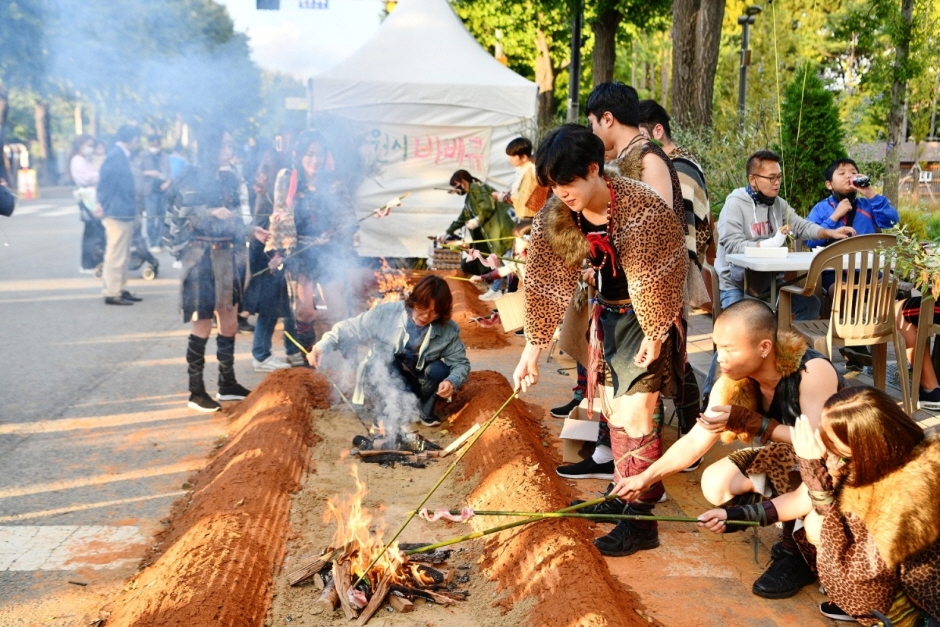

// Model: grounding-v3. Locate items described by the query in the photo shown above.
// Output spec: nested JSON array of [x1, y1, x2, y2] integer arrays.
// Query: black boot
[[217, 335, 251, 401], [593, 504, 660, 557], [568, 484, 627, 523], [751, 542, 817, 599], [187, 334, 220, 413]]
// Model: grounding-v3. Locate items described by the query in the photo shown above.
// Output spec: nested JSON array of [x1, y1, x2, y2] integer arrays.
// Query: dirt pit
[[99, 369, 331, 627], [268, 371, 650, 627]]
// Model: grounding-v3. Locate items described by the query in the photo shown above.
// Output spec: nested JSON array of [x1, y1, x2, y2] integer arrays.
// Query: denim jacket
[[315, 300, 470, 404]]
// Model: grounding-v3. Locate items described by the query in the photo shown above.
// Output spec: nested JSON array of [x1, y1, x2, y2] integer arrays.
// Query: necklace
[[575, 180, 618, 288]]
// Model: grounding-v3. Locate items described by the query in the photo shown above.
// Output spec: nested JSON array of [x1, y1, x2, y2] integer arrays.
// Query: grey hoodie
[[716, 187, 824, 292]]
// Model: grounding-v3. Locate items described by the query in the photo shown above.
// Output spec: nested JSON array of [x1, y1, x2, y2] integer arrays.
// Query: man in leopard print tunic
[[612, 300, 844, 599], [513, 124, 687, 557]]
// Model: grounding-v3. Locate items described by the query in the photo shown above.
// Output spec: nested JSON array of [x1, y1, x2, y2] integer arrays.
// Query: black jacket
[[97, 146, 137, 220]]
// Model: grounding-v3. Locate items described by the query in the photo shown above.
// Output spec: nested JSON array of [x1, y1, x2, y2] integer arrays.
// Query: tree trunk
[[34, 101, 58, 185], [884, 0, 915, 208], [535, 28, 557, 129], [670, 0, 725, 130], [590, 8, 622, 86], [660, 41, 670, 106]]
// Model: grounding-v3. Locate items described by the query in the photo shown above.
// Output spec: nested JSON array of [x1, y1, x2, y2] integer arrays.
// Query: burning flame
[[369, 258, 410, 309], [324, 465, 404, 585]]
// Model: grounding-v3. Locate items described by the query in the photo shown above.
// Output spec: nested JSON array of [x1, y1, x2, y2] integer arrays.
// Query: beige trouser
[[102, 217, 134, 298]]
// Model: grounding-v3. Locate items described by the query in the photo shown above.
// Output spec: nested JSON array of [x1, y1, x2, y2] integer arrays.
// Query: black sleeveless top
[[762, 349, 845, 426], [578, 215, 630, 301]]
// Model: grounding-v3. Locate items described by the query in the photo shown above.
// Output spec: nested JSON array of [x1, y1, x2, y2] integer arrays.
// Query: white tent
[[313, 0, 538, 258]]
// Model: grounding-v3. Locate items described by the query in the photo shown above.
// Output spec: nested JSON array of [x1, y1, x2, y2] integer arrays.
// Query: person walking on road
[[97, 124, 143, 306], [70, 134, 104, 274]]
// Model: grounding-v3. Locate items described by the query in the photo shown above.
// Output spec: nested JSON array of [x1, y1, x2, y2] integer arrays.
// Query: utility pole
[[566, 0, 583, 123], [737, 5, 761, 131]]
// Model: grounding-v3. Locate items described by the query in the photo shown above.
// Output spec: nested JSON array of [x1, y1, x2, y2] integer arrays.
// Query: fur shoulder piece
[[838, 438, 940, 569], [709, 331, 809, 444], [540, 195, 589, 269], [610, 146, 644, 182]]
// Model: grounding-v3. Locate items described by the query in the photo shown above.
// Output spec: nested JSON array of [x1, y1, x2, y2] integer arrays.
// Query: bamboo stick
[[450, 510, 759, 526], [352, 390, 519, 587], [283, 332, 359, 417]]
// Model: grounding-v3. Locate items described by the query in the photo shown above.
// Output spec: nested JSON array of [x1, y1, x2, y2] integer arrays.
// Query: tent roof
[[313, 0, 536, 119]]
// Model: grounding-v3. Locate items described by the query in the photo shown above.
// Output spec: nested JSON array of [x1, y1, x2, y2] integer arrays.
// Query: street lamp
[[737, 5, 762, 130]]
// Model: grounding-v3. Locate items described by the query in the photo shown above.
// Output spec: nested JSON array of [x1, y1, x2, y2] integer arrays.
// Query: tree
[[778, 64, 848, 214], [670, 0, 724, 130], [589, 0, 669, 87]]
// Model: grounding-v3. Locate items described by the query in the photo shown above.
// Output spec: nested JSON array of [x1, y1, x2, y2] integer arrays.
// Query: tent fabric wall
[[312, 0, 538, 258]]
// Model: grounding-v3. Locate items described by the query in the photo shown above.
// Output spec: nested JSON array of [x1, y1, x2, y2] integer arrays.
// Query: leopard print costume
[[523, 175, 687, 347], [803, 440, 940, 625]]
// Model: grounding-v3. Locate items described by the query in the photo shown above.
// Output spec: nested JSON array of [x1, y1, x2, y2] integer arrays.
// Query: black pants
[[81, 216, 105, 270], [391, 357, 451, 419]]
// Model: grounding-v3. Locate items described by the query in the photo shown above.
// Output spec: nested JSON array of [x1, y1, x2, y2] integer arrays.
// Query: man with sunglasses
[[714, 150, 855, 319]]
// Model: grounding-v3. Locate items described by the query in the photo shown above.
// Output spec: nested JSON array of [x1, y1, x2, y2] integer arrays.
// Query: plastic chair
[[910, 296, 940, 407], [778, 234, 913, 416]]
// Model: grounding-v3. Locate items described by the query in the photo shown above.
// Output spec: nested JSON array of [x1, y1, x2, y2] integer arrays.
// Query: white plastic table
[[726, 251, 819, 305]]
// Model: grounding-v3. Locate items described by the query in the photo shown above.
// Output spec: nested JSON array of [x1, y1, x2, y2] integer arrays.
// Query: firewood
[[355, 575, 391, 626], [333, 560, 359, 620], [387, 594, 415, 613], [356, 449, 414, 458], [313, 580, 339, 614], [288, 544, 348, 586], [440, 423, 481, 458]]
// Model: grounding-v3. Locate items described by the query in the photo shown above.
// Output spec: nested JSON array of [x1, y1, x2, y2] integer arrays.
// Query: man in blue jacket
[[97, 124, 142, 306], [805, 158, 898, 250]]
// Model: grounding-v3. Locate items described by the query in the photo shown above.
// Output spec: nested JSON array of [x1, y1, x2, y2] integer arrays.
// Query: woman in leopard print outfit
[[700, 386, 940, 626]]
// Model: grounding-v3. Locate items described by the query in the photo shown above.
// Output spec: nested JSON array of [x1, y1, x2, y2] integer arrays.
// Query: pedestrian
[[166, 124, 259, 412], [513, 124, 687, 558], [699, 386, 939, 625], [308, 275, 470, 428], [243, 146, 302, 372], [266, 130, 358, 353], [97, 124, 143, 306], [70, 134, 104, 274], [140, 134, 172, 251]]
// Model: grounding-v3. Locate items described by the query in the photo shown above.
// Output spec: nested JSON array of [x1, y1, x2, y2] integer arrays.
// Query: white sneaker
[[78, 267, 95, 275], [658, 491, 669, 503], [478, 290, 501, 302], [148, 246, 162, 254], [286, 352, 307, 367], [253, 355, 291, 372]]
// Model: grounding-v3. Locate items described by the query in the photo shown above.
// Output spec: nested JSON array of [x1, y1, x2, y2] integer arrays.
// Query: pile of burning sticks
[[349, 423, 481, 467]]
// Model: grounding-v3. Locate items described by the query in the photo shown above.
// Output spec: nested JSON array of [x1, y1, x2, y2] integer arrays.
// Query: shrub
[[897, 207, 929, 241]]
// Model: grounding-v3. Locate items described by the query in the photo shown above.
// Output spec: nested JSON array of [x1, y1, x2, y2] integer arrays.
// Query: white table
[[726, 252, 819, 305]]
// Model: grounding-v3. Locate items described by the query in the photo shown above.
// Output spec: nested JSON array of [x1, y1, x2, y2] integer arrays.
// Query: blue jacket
[[805, 194, 899, 249], [97, 146, 137, 220], [315, 300, 471, 405]]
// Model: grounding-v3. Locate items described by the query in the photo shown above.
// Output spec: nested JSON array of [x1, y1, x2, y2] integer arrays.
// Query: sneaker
[[104, 296, 134, 306], [217, 382, 251, 401], [253, 355, 291, 372], [556, 458, 615, 480], [478, 290, 501, 302], [286, 353, 308, 368], [818, 601, 854, 622], [188, 391, 221, 413], [550, 396, 583, 418], [238, 318, 255, 333], [681, 457, 704, 473], [594, 520, 660, 557], [839, 346, 872, 367], [420, 415, 441, 427], [514, 328, 526, 337], [658, 491, 669, 503], [919, 387, 940, 411], [148, 245, 162, 254], [78, 266, 95, 275], [120, 290, 143, 302], [751, 543, 816, 599]]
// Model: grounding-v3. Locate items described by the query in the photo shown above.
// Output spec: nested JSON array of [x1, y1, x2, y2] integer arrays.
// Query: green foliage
[[897, 207, 929, 240], [926, 213, 940, 242], [881, 225, 940, 300], [777, 64, 847, 215]]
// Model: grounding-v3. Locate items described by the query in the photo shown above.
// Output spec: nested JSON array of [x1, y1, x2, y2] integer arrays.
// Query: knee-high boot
[[593, 425, 663, 557], [187, 334, 220, 412], [217, 335, 251, 401]]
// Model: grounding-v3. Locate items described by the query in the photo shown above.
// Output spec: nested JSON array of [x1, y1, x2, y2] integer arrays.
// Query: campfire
[[349, 421, 481, 467], [368, 258, 410, 309], [287, 466, 468, 624]]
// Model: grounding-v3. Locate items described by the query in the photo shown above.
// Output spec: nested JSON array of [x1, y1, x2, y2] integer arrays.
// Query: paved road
[[0, 190, 262, 625]]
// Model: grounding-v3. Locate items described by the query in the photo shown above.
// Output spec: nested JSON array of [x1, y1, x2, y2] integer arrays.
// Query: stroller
[[91, 217, 160, 281]]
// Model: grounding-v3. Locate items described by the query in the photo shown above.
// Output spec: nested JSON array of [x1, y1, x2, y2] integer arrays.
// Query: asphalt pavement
[[0, 189, 262, 624]]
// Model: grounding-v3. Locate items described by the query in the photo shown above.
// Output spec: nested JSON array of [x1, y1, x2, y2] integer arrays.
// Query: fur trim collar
[[838, 438, 940, 569], [708, 331, 809, 443], [541, 196, 589, 268]]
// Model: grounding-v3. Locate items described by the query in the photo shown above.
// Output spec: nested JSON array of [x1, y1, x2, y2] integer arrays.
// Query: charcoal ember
[[456, 573, 470, 584], [399, 545, 452, 564], [399, 432, 441, 452], [352, 435, 373, 450]]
